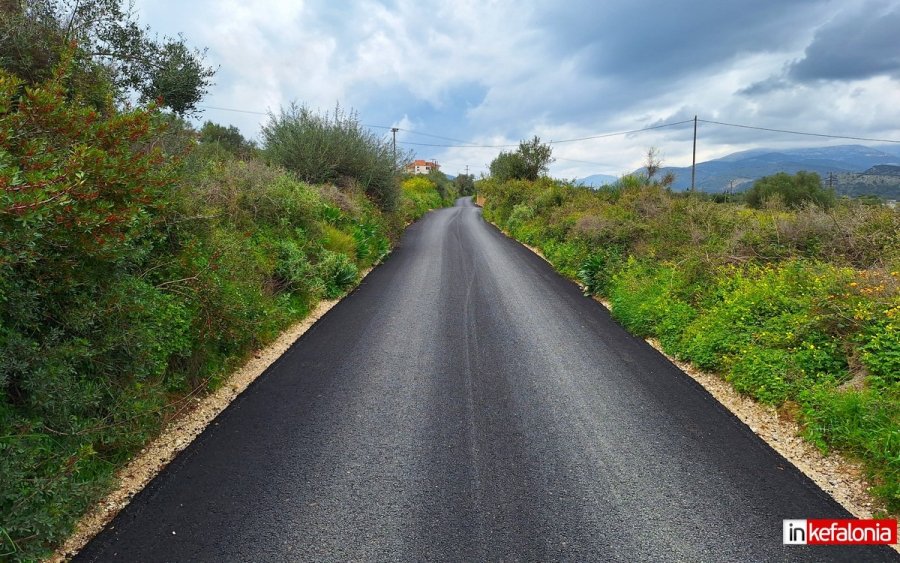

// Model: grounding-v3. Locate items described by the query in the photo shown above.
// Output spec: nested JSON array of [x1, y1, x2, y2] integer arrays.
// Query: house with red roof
[[405, 159, 440, 174]]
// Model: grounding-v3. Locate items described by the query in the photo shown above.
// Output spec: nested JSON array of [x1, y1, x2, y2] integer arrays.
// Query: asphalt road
[[76, 197, 897, 562]]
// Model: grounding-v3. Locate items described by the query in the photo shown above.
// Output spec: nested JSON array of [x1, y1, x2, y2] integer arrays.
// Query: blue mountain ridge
[[577, 145, 900, 197]]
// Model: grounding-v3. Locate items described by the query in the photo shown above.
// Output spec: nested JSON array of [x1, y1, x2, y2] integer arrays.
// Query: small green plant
[[317, 250, 359, 298], [727, 346, 793, 404], [577, 248, 623, 296]]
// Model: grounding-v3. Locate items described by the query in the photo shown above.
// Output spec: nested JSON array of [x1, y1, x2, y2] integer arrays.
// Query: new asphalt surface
[[76, 197, 897, 562]]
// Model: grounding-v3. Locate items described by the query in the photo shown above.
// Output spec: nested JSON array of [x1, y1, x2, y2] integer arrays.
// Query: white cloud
[[133, 0, 900, 178]]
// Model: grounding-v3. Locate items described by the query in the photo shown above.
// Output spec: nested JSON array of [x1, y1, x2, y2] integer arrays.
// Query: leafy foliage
[[400, 175, 444, 220], [426, 169, 455, 201], [489, 136, 553, 182], [198, 121, 256, 158], [454, 173, 475, 196], [0, 0, 215, 114], [745, 171, 835, 209], [262, 104, 401, 210]]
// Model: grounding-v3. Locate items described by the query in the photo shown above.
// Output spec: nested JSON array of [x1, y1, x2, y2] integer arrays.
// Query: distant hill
[[576, 173, 619, 187], [864, 164, 900, 176], [873, 144, 900, 159], [633, 144, 900, 198]]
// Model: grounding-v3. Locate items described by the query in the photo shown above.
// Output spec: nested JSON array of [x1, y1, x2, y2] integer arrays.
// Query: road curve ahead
[[77, 197, 896, 562]]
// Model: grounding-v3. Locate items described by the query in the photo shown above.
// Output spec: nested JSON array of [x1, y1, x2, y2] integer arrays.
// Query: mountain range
[[577, 144, 900, 198]]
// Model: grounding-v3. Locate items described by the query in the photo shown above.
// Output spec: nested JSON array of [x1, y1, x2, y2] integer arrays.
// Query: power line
[[398, 140, 519, 148], [198, 103, 900, 148], [554, 156, 619, 168], [199, 105, 269, 116], [549, 119, 694, 144], [698, 119, 900, 144], [396, 120, 695, 149], [396, 128, 483, 145]]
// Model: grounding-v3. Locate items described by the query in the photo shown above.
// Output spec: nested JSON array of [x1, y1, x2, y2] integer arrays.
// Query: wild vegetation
[[262, 104, 401, 211], [0, 0, 215, 115], [488, 136, 555, 182], [0, 4, 454, 560], [479, 147, 900, 513]]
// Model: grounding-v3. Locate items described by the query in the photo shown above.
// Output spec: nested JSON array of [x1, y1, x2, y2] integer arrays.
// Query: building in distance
[[405, 159, 440, 174]]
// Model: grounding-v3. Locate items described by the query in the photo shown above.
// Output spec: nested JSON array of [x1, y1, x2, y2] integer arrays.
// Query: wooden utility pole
[[691, 115, 698, 192], [391, 127, 398, 168]]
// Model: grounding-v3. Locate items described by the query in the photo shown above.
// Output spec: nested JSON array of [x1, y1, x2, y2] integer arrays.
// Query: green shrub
[[801, 385, 900, 512], [400, 176, 442, 219], [321, 224, 357, 259], [858, 313, 900, 387], [273, 238, 322, 298], [607, 260, 694, 347], [608, 260, 667, 337], [727, 346, 793, 404], [506, 203, 535, 236], [262, 104, 399, 210], [542, 239, 588, 279], [353, 221, 390, 268], [745, 171, 835, 209], [317, 250, 359, 298], [577, 248, 624, 296]]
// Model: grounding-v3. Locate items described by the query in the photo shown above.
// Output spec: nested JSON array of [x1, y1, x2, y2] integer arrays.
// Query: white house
[[405, 159, 440, 174]]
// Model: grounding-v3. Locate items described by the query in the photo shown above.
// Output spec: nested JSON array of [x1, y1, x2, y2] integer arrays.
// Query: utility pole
[[828, 171, 834, 189], [691, 115, 698, 193], [391, 127, 398, 168], [465, 165, 469, 176]]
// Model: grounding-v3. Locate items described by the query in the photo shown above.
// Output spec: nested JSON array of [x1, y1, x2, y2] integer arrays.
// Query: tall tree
[[518, 136, 554, 180], [454, 173, 475, 196], [489, 136, 553, 182], [199, 121, 255, 156], [0, 0, 215, 114]]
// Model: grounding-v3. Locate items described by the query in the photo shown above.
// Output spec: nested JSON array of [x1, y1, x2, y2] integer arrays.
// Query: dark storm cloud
[[532, 0, 824, 87], [739, 75, 792, 96], [789, 3, 900, 81]]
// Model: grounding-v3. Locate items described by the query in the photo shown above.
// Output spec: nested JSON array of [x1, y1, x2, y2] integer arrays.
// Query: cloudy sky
[[134, 0, 900, 178]]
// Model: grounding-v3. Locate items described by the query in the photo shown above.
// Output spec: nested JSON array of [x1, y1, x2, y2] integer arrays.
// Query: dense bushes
[[479, 174, 900, 513], [262, 104, 401, 210], [0, 0, 214, 115], [400, 175, 449, 220], [745, 171, 835, 209], [488, 136, 554, 182], [0, 62, 449, 559]]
